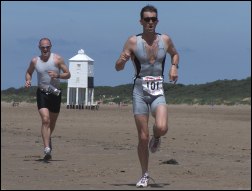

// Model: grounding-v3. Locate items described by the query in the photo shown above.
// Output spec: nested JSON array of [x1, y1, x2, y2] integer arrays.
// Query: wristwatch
[[172, 64, 179, 69]]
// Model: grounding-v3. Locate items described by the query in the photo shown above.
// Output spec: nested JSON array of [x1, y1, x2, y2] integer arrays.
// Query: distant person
[[25, 38, 71, 161], [115, 5, 179, 187]]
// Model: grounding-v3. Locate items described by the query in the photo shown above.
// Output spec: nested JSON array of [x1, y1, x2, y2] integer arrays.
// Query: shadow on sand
[[34, 158, 66, 163], [111, 183, 170, 188]]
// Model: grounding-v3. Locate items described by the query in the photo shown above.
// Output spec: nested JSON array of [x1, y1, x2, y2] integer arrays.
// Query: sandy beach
[[1, 102, 251, 190]]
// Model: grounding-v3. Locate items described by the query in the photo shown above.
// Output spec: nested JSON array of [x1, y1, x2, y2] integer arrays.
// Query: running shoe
[[43, 154, 52, 161], [149, 136, 161, 153], [136, 173, 149, 188], [43, 147, 52, 161]]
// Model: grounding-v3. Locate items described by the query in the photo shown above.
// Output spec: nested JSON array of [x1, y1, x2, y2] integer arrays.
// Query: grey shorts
[[132, 78, 166, 115]]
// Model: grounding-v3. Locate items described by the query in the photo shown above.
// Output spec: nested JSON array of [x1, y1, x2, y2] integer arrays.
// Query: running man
[[115, 5, 179, 187], [25, 38, 71, 161]]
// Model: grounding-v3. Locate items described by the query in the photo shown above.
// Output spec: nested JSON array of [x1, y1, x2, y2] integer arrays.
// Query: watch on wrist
[[172, 64, 179, 69]]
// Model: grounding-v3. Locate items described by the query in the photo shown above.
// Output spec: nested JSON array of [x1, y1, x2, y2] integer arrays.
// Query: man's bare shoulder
[[161, 34, 172, 43], [53, 53, 65, 65], [123, 35, 137, 53], [127, 35, 137, 44], [53, 53, 64, 61], [53, 53, 62, 59], [31, 56, 38, 64]]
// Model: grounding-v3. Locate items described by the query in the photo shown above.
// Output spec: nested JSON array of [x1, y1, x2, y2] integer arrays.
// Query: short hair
[[39, 38, 51, 46], [140, 5, 158, 19]]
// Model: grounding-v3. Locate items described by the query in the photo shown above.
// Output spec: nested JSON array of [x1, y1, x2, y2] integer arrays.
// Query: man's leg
[[48, 111, 59, 150], [49, 111, 59, 135], [149, 104, 168, 153], [38, 108, 51, 149], [153, 104, 168, 137], [134, 114, 149, 175]]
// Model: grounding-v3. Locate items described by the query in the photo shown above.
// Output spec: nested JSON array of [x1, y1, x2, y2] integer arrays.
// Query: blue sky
[[1, 1, 251, 90]]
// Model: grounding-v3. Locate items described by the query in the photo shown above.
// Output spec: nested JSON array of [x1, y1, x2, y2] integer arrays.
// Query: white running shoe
[[136, 173, 149, 188], [149, 136, 161, 153], [44, 147, 51, 155], [44, 147, 52, 161]]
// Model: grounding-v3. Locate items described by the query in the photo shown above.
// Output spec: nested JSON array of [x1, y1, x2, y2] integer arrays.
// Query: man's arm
[[115, 36, 135, 71], [167, 38, 179, 68], [163, 35, 180, 83], [25, 58, 36, 88], [48, 54, 71, 79], [57, 55, 71, 79]]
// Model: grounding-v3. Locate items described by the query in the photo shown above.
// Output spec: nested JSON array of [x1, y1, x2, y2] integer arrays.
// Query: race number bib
[[142, 76, 164, 96]]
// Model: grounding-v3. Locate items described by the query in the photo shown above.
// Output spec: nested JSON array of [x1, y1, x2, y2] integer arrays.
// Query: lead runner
[[115, 5, 179, 188]]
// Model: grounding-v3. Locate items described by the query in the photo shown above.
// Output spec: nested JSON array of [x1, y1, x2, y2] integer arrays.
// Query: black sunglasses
[[40, 46, 51, 49], [143, 17, 158, 23]]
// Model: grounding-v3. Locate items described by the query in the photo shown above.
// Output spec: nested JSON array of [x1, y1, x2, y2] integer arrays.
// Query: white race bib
[[142, 76, 164, 96]]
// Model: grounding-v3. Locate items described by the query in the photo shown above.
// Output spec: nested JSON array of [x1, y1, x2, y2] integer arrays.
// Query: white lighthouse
[[67, 49, 94, 109]]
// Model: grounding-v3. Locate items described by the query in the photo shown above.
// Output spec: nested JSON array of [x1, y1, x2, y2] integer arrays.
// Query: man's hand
[[115, 52, 131, 71], [120, 52, 131, 62], [48, 70, 59, 79], [169, 65, 178, 84], [25, 80, 31, 88]]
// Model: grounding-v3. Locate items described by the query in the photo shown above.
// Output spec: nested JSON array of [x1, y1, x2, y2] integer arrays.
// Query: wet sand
[[1, 102, 251, 190]]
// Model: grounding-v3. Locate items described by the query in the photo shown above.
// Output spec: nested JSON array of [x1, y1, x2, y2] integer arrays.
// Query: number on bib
[[142, 76, 164, 96]]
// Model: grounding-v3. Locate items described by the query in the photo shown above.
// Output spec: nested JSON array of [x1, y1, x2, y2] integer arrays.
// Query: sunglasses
[[143, 17, 158, 23], [40, 46, 51, 49]]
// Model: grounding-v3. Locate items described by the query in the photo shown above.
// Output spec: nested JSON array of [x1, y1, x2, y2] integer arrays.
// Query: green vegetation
[[163, 77, 251, 105], [1, 77, 251, 105]]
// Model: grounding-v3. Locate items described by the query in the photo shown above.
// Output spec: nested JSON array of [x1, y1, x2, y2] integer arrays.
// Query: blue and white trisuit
[[132, 33, 168, 115]]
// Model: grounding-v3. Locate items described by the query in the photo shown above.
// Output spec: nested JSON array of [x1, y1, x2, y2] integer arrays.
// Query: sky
[[1, 1, 251, 90]]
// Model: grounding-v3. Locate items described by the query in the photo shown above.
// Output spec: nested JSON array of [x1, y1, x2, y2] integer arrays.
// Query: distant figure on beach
[[25, 38, 71, 161], [115, 5, 179, 188]]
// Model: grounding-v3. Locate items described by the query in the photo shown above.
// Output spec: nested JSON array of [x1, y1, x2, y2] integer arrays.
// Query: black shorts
[[36, 89, 62, 113]]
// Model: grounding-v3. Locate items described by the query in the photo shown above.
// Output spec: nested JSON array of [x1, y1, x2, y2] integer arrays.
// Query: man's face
[[140, 11, 158, 33], [39, 40, 51, 57]]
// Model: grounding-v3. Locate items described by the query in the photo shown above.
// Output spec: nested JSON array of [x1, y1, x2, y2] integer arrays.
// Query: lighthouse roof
[[69, 49, 94, 61]]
